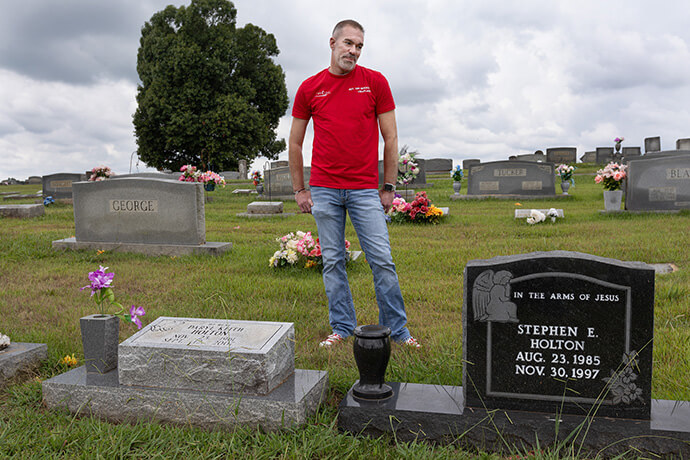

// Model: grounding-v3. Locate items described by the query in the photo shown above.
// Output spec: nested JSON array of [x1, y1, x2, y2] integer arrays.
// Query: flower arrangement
[[269, 231, 351, 269], [451, 165, 464, 182], [60, 354, 78, 367], [80, 266, 146, 329], [525, 208, 559, 225], [397, 146, 419, 185], [595, 162, 627, 191], [555, 164, 575, 184], [614, 137, 624, 147], [199, 170, 226, 187], [89, 165, 114, 181], [252, 170, 262, 186], [43, 196, 55, 206], [179, 165, 200, 182], [387, 191, 444, 224]]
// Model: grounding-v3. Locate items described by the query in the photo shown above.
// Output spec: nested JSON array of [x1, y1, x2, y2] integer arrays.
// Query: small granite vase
[[204, 183, 215, 192], [452, 181, 462, 195], [561, 180, 571, 195], [604, 189, 623, 211], [255, 183, 264, 196], [352, 325, 393, 400], [80, 314, 119, 374]]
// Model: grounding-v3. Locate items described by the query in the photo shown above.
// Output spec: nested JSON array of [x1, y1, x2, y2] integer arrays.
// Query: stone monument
[[43, 317, 328, 431], [52, 178, 231, 256], [462, 161, 557, 198], [0, 334, 48, 387], [625, 155, 690, 211], [339, 251, 690, 456]]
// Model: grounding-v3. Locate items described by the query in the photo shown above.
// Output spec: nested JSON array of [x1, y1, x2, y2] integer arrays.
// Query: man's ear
[[329, 37, 335, 50]]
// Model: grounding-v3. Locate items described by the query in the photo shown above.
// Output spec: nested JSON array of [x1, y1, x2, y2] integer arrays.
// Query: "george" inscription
[[109, 199, 159, 213]]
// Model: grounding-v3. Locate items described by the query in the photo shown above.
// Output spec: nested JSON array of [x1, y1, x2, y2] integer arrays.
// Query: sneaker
[[401, 337, 421, 348], [319, 333, 343, 348]]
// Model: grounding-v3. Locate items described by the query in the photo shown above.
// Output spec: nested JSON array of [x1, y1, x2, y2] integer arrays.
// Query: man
[[289, 19, 420, 348]]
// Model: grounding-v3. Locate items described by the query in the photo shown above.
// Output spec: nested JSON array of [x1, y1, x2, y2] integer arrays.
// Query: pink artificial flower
[[129, 305, 145, 329], [594, 175, 603, 184]]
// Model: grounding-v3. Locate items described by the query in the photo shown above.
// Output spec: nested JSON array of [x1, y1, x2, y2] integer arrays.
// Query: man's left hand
[[379, 189, 395, 213]]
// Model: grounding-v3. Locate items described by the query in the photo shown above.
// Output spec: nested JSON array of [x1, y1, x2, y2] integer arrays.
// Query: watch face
[[384, 184, 394, 192]]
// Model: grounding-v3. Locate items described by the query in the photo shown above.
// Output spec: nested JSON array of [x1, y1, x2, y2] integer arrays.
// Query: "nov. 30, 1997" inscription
[[109, 199, 158, 213]]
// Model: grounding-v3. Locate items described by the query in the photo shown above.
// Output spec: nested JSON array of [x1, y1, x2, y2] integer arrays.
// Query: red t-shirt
[[292, 65, 396, 189]]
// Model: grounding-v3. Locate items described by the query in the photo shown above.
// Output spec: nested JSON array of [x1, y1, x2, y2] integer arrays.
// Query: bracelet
[[294, 188, 305, 195]]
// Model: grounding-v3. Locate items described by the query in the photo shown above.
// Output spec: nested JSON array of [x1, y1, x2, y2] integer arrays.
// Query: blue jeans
[[310, 186, 411, 342]]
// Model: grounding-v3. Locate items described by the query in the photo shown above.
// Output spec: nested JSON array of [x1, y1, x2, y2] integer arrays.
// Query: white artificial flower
[[526, 217, 536, 225], [286, 249, 298, 264]]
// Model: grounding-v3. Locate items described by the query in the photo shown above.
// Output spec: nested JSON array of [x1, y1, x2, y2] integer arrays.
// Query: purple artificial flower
[[129, 305, 146, 329], [80, 265, 114, 296]]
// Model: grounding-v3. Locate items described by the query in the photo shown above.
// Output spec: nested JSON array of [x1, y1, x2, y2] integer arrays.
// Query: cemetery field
[[1, 166, 689, 458]]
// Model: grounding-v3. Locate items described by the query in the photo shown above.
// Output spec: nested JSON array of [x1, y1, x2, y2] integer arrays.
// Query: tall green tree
[[133, 0, 288, 171]]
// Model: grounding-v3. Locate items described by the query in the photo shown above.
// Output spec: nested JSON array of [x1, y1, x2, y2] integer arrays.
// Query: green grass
[[1, 167, 688, 458]]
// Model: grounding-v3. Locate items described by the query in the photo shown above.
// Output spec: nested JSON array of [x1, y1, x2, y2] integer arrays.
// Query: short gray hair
[[332, 19, 364, 38]]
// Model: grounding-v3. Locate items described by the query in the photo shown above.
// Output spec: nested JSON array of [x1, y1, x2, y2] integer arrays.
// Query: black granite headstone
[[467, 161, 555, 196], [625, 155, 690, 211], [463, 251, 655, 420]]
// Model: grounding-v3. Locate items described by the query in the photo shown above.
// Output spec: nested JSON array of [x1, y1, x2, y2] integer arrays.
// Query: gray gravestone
[[625, 155, 690, 211], [246, 201, 283, 214], [463, 251, 654, 419], [26, 176, 42, 184], [220, 171, 240, 180], [546, 147, 577, 164], [265, 166, 311, 199], [645, 136, 661, 153], [622, 147, 642, 160], [239, 160, 247, 180], [677, 138, 690, 150], [467, 161, 556, 196], [119, 317, 295, 395], [111, 172, 180, 181], [0, 342, 48, 386], [0, 204, 44, 218], [463, 159, 481, 169], [42, 173, 84, 199], [271, 160, 289, 168], [514, 153, 545, 162], [595, 147, 614, 164], [424, 158, 453, 174], [43, 316, 327, 432], [71, 178, 205, 245], [580, 151, 596, 163]]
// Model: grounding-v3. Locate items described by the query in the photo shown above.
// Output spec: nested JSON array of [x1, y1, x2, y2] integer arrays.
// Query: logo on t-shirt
[[315, 90, 330, 98], [349, 86, 371, 93]]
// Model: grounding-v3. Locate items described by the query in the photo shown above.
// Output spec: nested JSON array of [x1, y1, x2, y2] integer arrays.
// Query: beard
[[338, 54, 357, 71]]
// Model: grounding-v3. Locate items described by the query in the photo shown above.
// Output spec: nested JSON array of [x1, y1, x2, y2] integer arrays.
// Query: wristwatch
[[383, 183, 396, 192]]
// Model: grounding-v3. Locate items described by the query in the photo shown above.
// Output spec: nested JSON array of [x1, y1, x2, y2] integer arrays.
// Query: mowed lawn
[[1, 165, 688, 458]]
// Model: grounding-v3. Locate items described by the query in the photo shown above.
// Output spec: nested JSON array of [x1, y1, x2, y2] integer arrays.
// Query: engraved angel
[[472, 270, 519, 323]]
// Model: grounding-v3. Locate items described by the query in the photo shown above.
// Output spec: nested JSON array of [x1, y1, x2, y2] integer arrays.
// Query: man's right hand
[[296, 190, 313, 213]]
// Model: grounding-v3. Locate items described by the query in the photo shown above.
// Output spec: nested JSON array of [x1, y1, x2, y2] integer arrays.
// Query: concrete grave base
[[338, 381, 690, 457], [237, 212, 295, 218], [0, 342, 48, 386], [600, 209, 684, 215], [43, 366, 328, 432], [0, 204, 45, 218], [52, 237, 231, 257], [3, 194, 41, 201], [451, 194, 572, 201]]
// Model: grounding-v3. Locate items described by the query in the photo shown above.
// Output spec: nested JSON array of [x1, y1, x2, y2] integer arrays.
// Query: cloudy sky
[[2, 0, 690, 180]]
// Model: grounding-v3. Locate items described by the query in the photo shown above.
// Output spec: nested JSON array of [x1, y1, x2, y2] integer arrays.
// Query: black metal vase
[[80, 314, 119, 374], [352, 325, 393, 400]]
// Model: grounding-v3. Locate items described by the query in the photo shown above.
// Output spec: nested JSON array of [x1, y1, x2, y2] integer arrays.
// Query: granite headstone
[[595, 147, 614, 164], [424, 158, 453, 174], [677, 138, 690, 150], [265, 166, 311, 199], [546, 147, 577, 164], [625, 155, 690, 211], [580, 151, 596, 163], [42, 173, 84, 199], [467, 161, 556, 196], [463, 251, 654, 419], [463, 159, 481, 169], [645, 136, 661, 153]]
